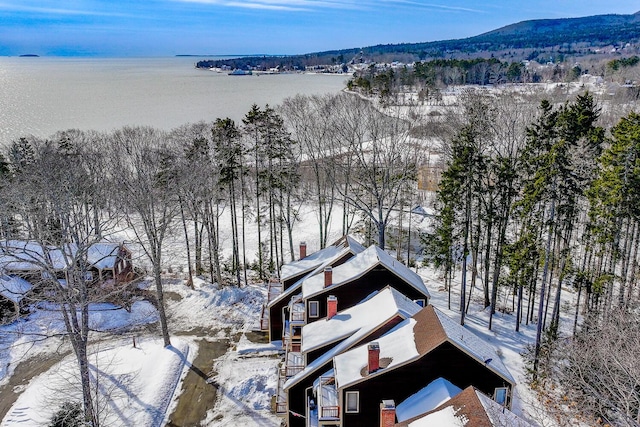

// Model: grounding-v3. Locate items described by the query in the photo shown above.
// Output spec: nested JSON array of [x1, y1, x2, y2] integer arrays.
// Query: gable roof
[[267, 242, 355, 307], [395, 386, 533, 427], [395, 377, 462, 423], [283, 287, 422, 391], [0, 240, 68, 271], [279, 235, 365, 283], [86, 243, 124, 270], [302, 286, 421, 353], [0, 240, 127, 273], [0, 275, 32, 304], [333, 305, 514, 390], [302, 245, 429, 300]]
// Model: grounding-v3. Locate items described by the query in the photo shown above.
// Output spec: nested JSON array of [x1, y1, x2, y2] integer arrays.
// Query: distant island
[[19, 54, 39, 57]]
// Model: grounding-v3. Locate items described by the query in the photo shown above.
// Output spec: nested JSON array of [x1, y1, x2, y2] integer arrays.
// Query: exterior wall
[[283, 272, 307, 291], [271, 252, 355, 342], [341, 342, 512, 426], [305, 268, 428, 324], [288, 316, 406, 427], [269, 296, 289, 342], [287, 363, 332, 427]]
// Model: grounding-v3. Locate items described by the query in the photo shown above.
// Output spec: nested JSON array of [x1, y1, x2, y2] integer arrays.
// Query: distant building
[[0, 240, 134, 288]]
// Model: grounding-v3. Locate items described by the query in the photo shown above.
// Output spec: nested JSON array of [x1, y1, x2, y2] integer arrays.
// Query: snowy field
[[0, 202, 574, 426]]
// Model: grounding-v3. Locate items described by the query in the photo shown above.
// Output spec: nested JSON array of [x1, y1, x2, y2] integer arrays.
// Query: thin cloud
[[0, 2, 133, 17], [173, 0, 365, 12], [382, 0, 485, 14]]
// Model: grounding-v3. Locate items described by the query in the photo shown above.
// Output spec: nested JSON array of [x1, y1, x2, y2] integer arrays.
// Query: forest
[[348, 56, 640, 102], [0, 84, 639, 426], [197, 11, 640, 71]]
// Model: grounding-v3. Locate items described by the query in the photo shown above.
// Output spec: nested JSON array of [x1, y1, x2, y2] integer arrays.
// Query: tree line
[[425, 89, 640, 426], [347, 56, 640, 105]]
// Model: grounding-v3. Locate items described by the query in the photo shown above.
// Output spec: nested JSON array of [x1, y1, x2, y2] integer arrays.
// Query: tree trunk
[[533, 197, 555, 380], [179, 195, 194, 288]]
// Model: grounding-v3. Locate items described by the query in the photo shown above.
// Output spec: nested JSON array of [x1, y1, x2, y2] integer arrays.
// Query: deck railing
[[259, 304, 269, 331], [276, 401, 288, 415], [281, 364, 304, 377], [320, 406, 339, 419]]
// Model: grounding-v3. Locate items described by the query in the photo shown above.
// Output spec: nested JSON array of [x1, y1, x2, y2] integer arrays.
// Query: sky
[[0, 1, 639, 57]]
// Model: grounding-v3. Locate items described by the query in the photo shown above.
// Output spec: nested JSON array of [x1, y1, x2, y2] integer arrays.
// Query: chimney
[[368, 342, 380, 373], [380, 400, 396, 427], [327, 295, 338, 319], [324, 267, 333, 288], [299, 241, 307, 260]]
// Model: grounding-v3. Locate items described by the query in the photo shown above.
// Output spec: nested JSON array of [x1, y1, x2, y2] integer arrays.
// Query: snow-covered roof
[[0, 240, 67, 271], [302, 287, 421, 353], [396, 378, 462, 422], [280, 235, 364, 282], [284, 287, 422, 391], [334, 317, 419, 389], [476, 389, 533, 427], [0, 240, 125, 272], [86, 243, 122, 270], [268, 238, 364, 309], [302, 245, 429, 299], [333, 305, 514, 390], [0, 275, 32, 304], [404, 405, 466, 427], [431, 306, 514, 384], [397, 386, 533, 427]]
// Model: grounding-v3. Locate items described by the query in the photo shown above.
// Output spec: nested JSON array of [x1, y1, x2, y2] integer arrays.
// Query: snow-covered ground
[[202, 336, 281, 426], [0, 202, 574, 426], [3, 336, 194, 427]]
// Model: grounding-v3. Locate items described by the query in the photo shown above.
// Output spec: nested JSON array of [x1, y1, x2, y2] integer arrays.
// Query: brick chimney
[[324, 267, 332, 288], [380, 400, 396, 427], [327, 295, 338, 319], [299, 241, 307, 260], [368, 342, 380, 373]]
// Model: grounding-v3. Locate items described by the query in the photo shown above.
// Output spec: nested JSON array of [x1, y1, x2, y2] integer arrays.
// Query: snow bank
[[1, 337, 194, 427], [203, 339, 280, 427], [0, 301, 158, 387]]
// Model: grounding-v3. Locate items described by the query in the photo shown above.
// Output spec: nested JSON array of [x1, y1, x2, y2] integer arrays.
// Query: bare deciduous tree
[[110, 126, 178, 347]]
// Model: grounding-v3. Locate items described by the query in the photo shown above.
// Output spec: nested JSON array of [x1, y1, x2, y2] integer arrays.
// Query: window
[[413, 299, 426, 307], [494, 387, 509, 406], [309, 301, 319, 318], [345, 391, 359, 413], [84, 271, 94, 281]]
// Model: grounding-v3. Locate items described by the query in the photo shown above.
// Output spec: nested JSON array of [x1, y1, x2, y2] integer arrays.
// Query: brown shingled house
[[394, 386, 532, 427], [311, 305, 515, 426]]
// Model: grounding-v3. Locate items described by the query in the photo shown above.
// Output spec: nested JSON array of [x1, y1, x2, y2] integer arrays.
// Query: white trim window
[[345, 391, 359, 413], [308, 300, 319, 318], [413, 299, 426, 307]]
